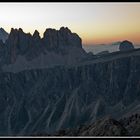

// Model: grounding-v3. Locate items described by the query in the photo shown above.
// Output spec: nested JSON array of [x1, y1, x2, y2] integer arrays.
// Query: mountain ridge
[[0, 27, 9, 43], [0, 27, 88, 72], [0, 27, 139, 136]]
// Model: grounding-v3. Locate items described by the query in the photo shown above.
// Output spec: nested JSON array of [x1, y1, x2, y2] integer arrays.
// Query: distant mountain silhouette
[[110, 41, 121, 46], [119, 40, 134, 51], [0, 27, 88, 72]]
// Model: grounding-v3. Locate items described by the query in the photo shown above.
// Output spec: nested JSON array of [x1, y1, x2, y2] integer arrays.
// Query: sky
[[0, 2, 140, 45]]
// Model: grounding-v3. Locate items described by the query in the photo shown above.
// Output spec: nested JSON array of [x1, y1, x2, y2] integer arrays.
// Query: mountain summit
[[0, 27, 87, 72], [0, 28, 9, 43], [119, 40, 134, 51]]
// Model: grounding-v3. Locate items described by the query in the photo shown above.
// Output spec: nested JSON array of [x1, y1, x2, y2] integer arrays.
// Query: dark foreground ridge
[[36, 112, 140, 136]]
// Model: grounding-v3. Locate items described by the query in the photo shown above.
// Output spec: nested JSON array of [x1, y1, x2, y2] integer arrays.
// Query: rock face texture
[[119, 40, 134, 51], [0, 48, 139, 135], [51, 117, 128, 136], [0, 27, 139, 136], [0, 27, 87, 72], [119, 113, 140, 136], [43, 27, 82, 52], [36, 113, 140, 136], [0, 28, 9, 43]]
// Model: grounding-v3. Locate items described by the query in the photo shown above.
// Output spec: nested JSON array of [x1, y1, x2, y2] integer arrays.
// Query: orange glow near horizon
[[83, 32, 140, 46]]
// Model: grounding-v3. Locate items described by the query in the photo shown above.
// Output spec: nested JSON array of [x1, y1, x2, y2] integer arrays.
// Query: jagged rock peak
[[9, 28, 25, 38], [7, 28, 19, 42], [10, 28, 18, 34], [43, 27, 72, 37], [0, 27, 6, 32], [43, 28, 57, 37], [11, 28, 18, 32], [10, 28, 28, 35], [7, 28, 32, 44], [0, 27, 9, 43], [0, 27, 4, 30], [119, 40, 134, 51], [19, 28, 23, 32], [6, 27, 83, 56], [60, 26, 71, 33], [43, 27, 82, 49], [33, 30, 40, 39]]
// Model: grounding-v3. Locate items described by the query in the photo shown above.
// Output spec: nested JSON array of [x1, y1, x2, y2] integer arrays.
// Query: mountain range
[[0, 28, 9, 43], [0, 27, 88, 73], [0, 27, 139, 136]]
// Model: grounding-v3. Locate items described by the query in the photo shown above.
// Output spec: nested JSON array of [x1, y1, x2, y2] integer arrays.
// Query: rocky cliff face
[[43, 27, 82, 52], [0, 48, 139, 135], [0, 27, 87, 72], [0, 28, 9, 43], [0, 27, 139, 136]]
